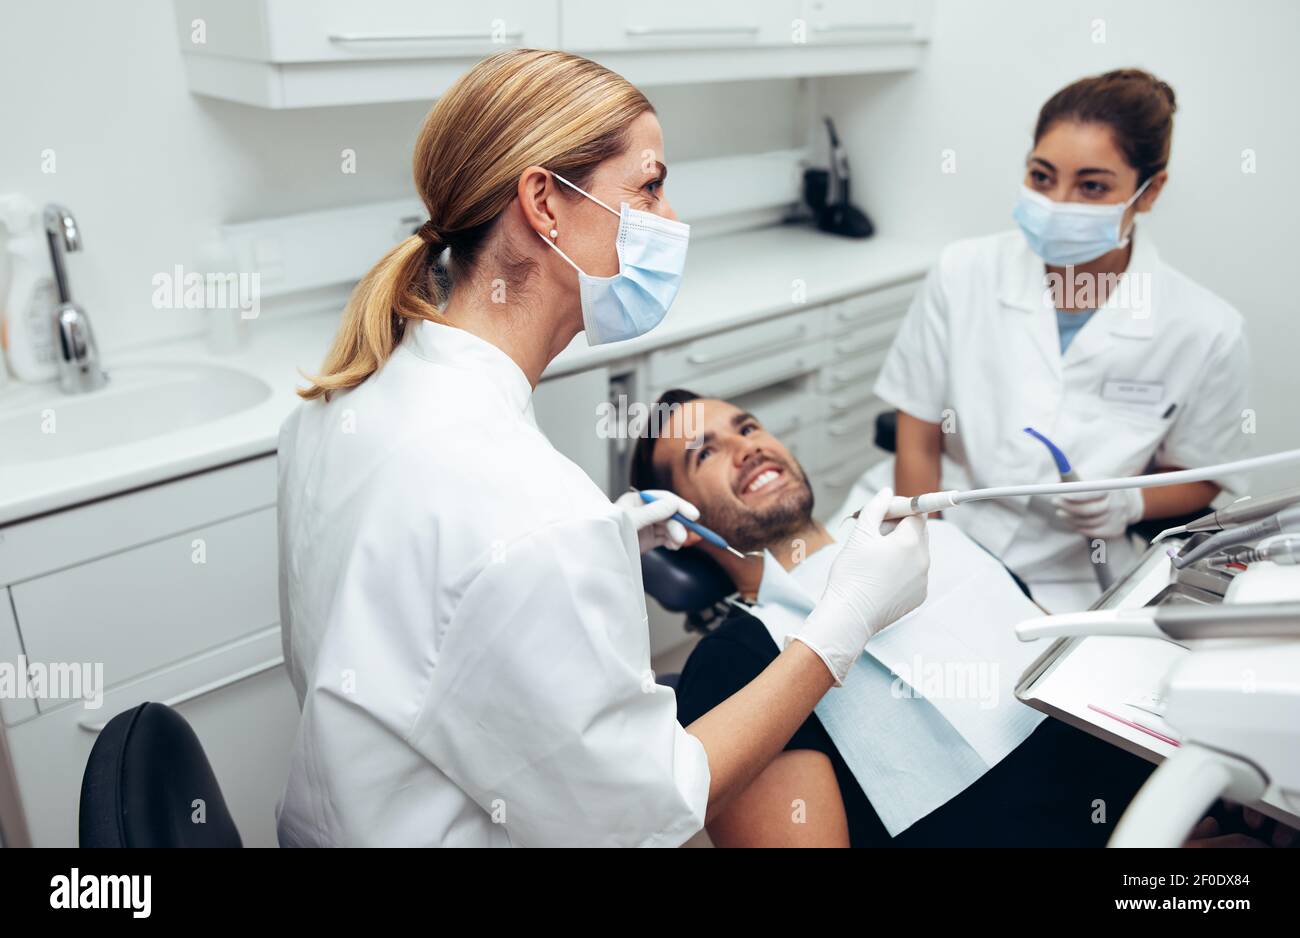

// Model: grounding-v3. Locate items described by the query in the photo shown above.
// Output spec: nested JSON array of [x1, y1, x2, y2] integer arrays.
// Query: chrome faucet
[[43, 204, 108, 393]]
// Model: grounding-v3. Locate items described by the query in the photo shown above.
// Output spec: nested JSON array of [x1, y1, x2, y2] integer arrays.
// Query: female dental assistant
[[275, 50, 930, 847], [873, 69, 1249, 611]]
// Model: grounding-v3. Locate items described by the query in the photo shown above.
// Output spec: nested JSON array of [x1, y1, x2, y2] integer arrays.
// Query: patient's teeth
[[746, 469, 781, 493]]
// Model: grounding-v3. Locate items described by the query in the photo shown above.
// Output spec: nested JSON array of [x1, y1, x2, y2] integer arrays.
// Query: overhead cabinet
[[174, 0, 932, 108]]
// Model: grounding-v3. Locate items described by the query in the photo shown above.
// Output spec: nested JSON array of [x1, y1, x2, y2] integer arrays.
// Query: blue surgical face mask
[[1013, 177, 1153, 266], [539, 172, 690, 346]]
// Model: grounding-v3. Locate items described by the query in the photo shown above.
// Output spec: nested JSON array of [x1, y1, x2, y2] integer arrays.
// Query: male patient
[[630, 388, 1158, 848]]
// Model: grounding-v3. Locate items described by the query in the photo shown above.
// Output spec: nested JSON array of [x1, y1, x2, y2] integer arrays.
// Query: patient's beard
[[713, 476, 816, 554]]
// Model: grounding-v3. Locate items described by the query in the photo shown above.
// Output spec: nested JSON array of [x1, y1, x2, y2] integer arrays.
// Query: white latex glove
[[791, 487, 930, 685], [615, 489, 701, 554], [1052, 487, 1144, 539]]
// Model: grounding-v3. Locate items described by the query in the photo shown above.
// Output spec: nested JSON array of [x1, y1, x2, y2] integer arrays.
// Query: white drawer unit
[[0, 456, 294, 847], [9, 507, 279, 708]]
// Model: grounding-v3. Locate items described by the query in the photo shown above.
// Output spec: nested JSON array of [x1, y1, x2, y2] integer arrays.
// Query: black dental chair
[[79, 702, 243, 848]]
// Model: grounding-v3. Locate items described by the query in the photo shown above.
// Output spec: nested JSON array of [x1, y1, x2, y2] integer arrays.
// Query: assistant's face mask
[[539, 171, 690, 346], [1013, 176, 1153, 267]]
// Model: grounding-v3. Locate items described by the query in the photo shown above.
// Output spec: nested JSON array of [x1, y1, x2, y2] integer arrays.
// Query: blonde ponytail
[[299, 234, 440, 401], [299, 49, 652, 401]]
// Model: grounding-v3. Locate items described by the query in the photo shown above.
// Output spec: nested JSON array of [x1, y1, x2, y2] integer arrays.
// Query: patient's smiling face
[[652, 398, 814, 552]]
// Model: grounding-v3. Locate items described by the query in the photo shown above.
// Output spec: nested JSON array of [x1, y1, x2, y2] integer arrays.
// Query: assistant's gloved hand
[[1052, 487, 1144, 539], [615, 489, 701, 554], [792, 487, 930, 685]]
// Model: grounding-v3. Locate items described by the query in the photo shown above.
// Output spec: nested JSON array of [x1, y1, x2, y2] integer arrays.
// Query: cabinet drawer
[[5, 626, 297, 847], [827, 387, 887, 422], [681, 342, 828, 402], [820, 405, 882, 469], [649, 308, 825, 389], [827, 315, 901, 359], [781, 424, 823, 477], [0, 455, 275, 586], [10, 508, 278, 706], [177, 0, 559, 63], [819, 345, 891, 394], [561, 0, 790, 51], [826, 281, 916, 335], [732, 381, 819, 439]]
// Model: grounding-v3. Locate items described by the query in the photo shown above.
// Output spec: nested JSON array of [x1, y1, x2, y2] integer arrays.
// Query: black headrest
[[79, 702, 243, 848], [641, 546, 736, 614], [875, 410, 897, 453]]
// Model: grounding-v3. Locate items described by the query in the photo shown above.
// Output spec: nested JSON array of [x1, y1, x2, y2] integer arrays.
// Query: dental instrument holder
[[803, 117, 874, 239]]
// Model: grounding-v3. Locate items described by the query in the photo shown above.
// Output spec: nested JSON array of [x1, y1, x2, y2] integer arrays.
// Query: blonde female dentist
[[275, 50, 929, 847], [871, 69, 1248, 612]]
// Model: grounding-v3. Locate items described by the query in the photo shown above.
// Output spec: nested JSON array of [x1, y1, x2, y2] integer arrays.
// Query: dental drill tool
[[869, 447, 1300, 522], [637, 491, 763, 560], [1151, 484, 1300, 544], [1022, 427, 1115, 590], [1215, 533, 1300, 568], [1171, 504, 1300, 570]]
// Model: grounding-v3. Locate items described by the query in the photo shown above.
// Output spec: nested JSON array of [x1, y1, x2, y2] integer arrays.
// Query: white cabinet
[[192, 0, 560, 63], [173, 0, 931, 108], [175, 0, 559, 108], [0, 455, 299, 847]]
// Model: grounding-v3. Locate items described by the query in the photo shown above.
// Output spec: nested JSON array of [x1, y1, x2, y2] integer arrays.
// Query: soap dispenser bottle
[[0, 194, 60, 383]]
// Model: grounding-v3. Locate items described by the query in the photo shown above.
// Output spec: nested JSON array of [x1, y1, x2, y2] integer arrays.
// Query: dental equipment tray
[[1013, 537, 1300, 828]]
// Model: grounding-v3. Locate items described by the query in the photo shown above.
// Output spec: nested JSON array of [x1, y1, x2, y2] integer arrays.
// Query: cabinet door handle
[[329, 30, 523, 44], [687, 324, 807, 366], [812, 22, 913, 34], [78, 656, 284, 734], [626, 25, 760, 38]]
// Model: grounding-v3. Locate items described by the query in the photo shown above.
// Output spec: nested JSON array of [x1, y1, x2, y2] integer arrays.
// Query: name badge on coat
[[1102, 380, 1164, 405]]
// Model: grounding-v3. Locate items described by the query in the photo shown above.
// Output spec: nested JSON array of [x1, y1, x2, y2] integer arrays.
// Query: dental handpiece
[[1184, 485, 1300, 534], [1171, 505, 1300, 570], [1214, 533, 1300, 568], [637, 491, 762, 560]]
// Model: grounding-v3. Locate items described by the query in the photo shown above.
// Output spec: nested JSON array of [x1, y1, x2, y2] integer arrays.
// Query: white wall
[[0, 1, 804, 355], [820, 0, 1300, 491]]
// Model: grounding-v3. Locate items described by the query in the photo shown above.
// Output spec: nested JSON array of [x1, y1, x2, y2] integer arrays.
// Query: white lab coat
[[275, 319, 709, 847], [869, 229, 1250, 610]]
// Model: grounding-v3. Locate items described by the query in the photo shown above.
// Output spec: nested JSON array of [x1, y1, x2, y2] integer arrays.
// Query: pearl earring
[[549, 228, 558, 239]]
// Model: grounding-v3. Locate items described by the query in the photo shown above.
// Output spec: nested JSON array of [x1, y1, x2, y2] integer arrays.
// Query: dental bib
[[742, 521, 1047, 836]]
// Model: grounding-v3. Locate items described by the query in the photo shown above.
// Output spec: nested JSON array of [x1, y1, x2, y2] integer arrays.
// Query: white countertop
[[0, 226, 937, 526]]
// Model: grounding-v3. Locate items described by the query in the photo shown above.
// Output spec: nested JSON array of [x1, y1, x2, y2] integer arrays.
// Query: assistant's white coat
[[870, 230, 1250, 609]]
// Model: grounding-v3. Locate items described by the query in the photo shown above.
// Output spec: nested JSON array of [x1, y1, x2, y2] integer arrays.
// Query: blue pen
[[638, 491, 760, 559]]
